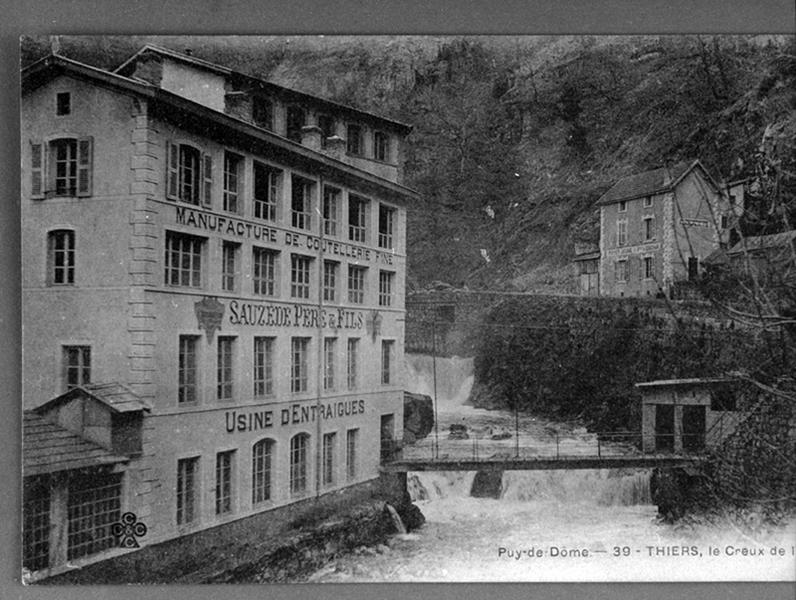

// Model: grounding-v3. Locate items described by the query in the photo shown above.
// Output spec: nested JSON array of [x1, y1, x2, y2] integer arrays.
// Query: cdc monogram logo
[[112, 512, 147, 548]]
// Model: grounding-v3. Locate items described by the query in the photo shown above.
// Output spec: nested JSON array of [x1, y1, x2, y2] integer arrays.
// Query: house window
[[252, 97, 274, 131], [164, 231, 203, 288], [323, 186, 340, 237], [217, 337, 235, 401], [617, 220, 627, 246], [223, 152, 243, 213], [381, 340, 395, 385], [30, 137, 92, 199], [290, 254, 312, 299], [48, 229, 75, 285], [324, 337, 336, 391], [643, 256, 654, 280], [643, 196, 653, 208], [318, 114, 335, 148], [348, 195, 367, 242], [347, 338, 359, 390], [291, 337, 309, 393], [618, 200, 627, 212], [374, 130, 389, 162], [379, 271, 394, 307], [23, 480, 51, 571], [176, 457, 199, 526], [346, 428, 358, 480], [253, 163, 279, 221], [253, 336, 274, 397], [63, 345, 90, 390], [289, 433, 309, 495], [615, 260, 628, 283], [251, 439, 274, 504], [215, 450, 235, 515], [348, 265, 366, 304], [322, 432, 336, 486], [378, 205, 395, 249], [252, 247, 277, 296], [66, 473, 122, 560], [56, 92, 71, 115], [346, 123, 363, 155], [291, 176, 313, 230], [166, 143, 211, 207], [286, 106, 306, 142], [643, 217, 654, 242], [178, 335, 198, 404], [221, 241, 239, 292], [323, 261, 338, 302]]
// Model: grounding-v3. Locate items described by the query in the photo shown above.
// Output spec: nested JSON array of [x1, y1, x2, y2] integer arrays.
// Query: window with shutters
[[166, 142, 212, 207], [30, 137, 93, 199], [47, 229, 75, 285], [348, 195, 367, 242]]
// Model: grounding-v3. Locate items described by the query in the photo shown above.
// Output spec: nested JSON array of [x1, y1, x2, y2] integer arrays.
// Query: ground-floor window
[[215, 450, 235, 515], [67, 472, 122, 561], [23, 478, 51, 571], [346, 428, 359, 480], [322, 432, 336, 486], [252, 439, 274, 505], [177, 456, 199, 526], [290, 433, 309, 495]]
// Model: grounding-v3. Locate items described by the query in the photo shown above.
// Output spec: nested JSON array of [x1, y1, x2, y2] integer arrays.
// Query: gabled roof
[[726, 230, 796, 255], [33, 382, 152, 415], [113, 44, 413, 134], [22, 54, 419, 204], [596, 160, 716, 206], [23, 411, 129, 476]]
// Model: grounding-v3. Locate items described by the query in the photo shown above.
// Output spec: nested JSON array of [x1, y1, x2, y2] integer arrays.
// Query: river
[[309, 354, 796, 582]]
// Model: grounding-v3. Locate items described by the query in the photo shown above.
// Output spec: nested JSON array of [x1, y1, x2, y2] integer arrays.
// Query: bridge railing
[[385, 431, 709, 464]]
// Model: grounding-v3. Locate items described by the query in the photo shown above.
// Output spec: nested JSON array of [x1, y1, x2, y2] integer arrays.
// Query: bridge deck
[[382, 454, 705, 472]]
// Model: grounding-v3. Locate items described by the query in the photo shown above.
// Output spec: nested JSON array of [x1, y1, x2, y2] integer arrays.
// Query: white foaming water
[[308, 353, 796, 582]]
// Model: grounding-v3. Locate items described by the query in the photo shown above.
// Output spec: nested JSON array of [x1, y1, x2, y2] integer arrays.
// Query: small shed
[[573, 250, 600, 296], [635, 378, 743, 454]]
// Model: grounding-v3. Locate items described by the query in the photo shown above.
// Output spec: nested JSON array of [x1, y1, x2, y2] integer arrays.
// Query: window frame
[[642, 217, 655, 242], [348, 195, 368, 243], [63, 345, 91, 391], [346, 338, 359, 390], [216, 336, 235, 401], [323, 337, 336, 391], [286, 105, 306, 143], [178, 335, 199, 405], [252, 97, 274, 131], [214, 450, 235, 516], [347, 265, 366, 304], [66, 473, 122, 560], [323, 186, 340, 237], [222, 151, 243, 214], [221, 240, 239, 292], [289, 433, 310, 496], [251, 438, 274, 505], [346, 123, 363, 156], [253, 336, 275, 397], [290, 175, 313, 231], [253, 162, 280, 222], [166, 142, 212, 207], [322, 432, 336, 487], [378, 270, 394, 307], [176, 456, 200, 526], [164, 231, 204, 288], [615, 259, 628, 283], [378, 204, 395, 249], [30, 136, 93, 199], [47, 229, 76, 286], [318, 114, 336, 149], [643, 256, 655, 280], [618, 200, 627, 213], [373, 130, 389, 162], [346, 428, 358, 481], [617, 220, 628, 247], [56, 92, 71, 116], [323, 260, 338, 303], [290, 254, 312, 299], [381, 339, 395, 385], [290, 337, 310, 393], [252, 246, 278, 297]]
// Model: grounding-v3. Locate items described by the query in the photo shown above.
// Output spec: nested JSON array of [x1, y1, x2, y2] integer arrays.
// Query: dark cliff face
[[403, 392, 434, 443], [24, 35, 796, 292]]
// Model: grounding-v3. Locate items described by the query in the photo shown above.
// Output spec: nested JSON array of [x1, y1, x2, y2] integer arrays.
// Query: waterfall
[[403, 352, 653, 508], [385, 504, 408, 534]]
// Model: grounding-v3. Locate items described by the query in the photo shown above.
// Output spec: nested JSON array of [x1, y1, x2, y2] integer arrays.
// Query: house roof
[[23, 412, 129, 476], [635, 377, 734, 388], [22, 54, 419, 204], [114, 44, 413, 134], [572, 250, 601, 262], [33, 382, 152, 415], [596, 160, 714, 206], [726, 230, 796, 255]]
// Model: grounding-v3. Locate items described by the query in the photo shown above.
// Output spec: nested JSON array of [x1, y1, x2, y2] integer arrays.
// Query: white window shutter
[[31, 141, 44, 199], [77, 136, 93, 197], [202, 153, 213, 208], [166, 141, 179, 200]]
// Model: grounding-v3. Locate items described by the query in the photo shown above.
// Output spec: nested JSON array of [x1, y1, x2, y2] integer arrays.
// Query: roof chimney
[[49, 35, 61, 56]]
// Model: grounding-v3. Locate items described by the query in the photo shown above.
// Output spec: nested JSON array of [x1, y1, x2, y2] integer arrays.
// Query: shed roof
[[635, 377, 734, 388], [726, 230, 796, 255], [23, 412, 128, 476], [596, 160, 706, 206], [33, 382, 152, 415]]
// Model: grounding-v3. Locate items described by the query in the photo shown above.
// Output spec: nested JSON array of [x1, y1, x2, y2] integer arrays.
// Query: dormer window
[[286, 106, 306, 143], [56, 92, 71, 116], [252, 97, 273, 131], [374, 131, 389, 162], [346, 124, 363, 156]]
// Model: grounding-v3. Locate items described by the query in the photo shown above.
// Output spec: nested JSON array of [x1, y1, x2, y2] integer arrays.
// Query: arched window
[[289, 433, 309, 495], [252, 438, 274, 504]]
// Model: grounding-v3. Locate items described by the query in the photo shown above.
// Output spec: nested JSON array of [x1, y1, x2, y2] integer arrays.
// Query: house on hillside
[[21, 44, 416, 579], [726, 230, 796, 283], [595, 160, 733, 298]]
